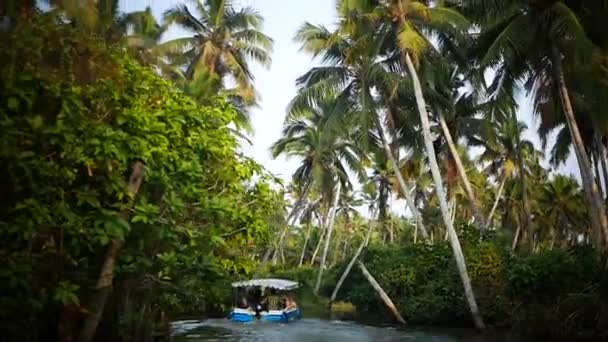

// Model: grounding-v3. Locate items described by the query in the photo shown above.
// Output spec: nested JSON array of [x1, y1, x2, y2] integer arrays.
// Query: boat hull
[[260, 308, 301, 323], [229, 307, 301, 323], [228, 308, 255, 322]]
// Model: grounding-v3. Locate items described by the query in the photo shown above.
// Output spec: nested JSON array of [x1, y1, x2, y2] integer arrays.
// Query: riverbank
[[266, 240, 608, 341]]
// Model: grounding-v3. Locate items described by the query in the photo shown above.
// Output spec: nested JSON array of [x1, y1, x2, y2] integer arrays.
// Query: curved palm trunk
[[599, 135, 608, 202], [314, 182, 342, 294], [273, 181, 313, 264], [551, 46, 608, 249], [404, 53, 485, 330], [508, 108, 534, 248], [593, 151, 604, 199], [487, 174, 507, 227], [309, 229, 324, 265], [298, 221, 314, 267], [372, 113, 430, 240], [329, 211, 376, 304], [357, 262, 406, 324], [310, 211, 327, 265], [512, 217, 521, 251], [438, 111, 486, 228]]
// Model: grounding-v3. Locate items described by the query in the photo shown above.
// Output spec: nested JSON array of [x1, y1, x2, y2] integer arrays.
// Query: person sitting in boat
[[284, 295, 297, 311], [236, 294, 250, 310], [261, 288, 281, 311]]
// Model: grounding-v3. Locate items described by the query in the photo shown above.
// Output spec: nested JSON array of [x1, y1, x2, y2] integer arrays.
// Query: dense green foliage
[[3, 0, 608, 341], [0, 14, 283, 341], [327, 234, 608, 338]]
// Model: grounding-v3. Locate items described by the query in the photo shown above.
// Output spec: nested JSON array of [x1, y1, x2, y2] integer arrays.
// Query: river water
[[171, 318, 528, 342]]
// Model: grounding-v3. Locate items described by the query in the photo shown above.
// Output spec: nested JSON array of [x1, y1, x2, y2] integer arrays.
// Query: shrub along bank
[[324, 239, 608, 339]]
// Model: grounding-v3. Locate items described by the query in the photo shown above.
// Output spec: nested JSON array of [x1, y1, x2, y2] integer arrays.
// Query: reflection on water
[[171, 318, 524, 342]]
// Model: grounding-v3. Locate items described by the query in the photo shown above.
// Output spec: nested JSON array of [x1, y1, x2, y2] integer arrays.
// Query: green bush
[[336, 242, 607, 338]]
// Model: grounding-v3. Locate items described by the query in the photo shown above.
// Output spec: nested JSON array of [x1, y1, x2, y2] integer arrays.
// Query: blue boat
[[228, 278, 302, 323]]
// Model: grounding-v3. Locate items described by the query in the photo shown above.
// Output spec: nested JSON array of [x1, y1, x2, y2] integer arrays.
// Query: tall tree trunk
[[512, 216, 521, 251], [310, 210, 328, 265], [79, 162, 145, 342], [487, 174, 507, 227], [314, 182, 342, 294], [404, 53, 485, 330], [273, 181, 313, 264], [298, 221, 313, 267], [329, 212, 376, 304], [413, 218, 418, 243], [372, 112, 430, 240], [551, 46, 608, 249], [593, 151, 604, 199], [444, 199, 455, 241], [310, 226, 325, 266], [509, 109, 534, 248], [438, 111, 486, 228], [598, 134, 608, 201], [357, 262, 406, 324]]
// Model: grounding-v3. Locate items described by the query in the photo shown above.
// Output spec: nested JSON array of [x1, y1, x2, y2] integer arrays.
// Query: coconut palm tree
[[292, 16, 431, 241], [420, 60, 490, 228], [352, 0, 485, 328], [121, 6, 167, 66], [161, 0, 273, 132], [462, 0, 608, 249], [471, 118, 540, 232], [537, 175, 589, 249], [271, 94, 364, 263], [162, 0, 272, 98]]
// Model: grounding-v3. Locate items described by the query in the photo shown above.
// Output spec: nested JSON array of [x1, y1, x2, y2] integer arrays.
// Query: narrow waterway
[[171, 318, 528, 342]]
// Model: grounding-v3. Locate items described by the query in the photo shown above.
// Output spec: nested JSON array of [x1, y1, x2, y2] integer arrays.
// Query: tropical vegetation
[[1, 0, 608, 341]]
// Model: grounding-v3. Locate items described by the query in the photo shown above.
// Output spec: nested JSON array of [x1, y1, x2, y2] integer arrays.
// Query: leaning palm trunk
[[595, 134, 608, 199], [486, 174, 507, 227], [310, 213, 327, 265], [329, 211, 376, 304], [273, 181, 313, 263], [551, 46, 608, 249], [357, 261, 406, 324], [508, 108, 534, 247], [79, 162, 145, 342], [372, 113, 430, 240], [298, 221, 314, 267], [314, 182, 342, 294], [512, 220, 521, 251], [599, 135, 608, 201], [438, 111, 486, 228], [593, 152, 604, 199], [404, 53, 485, 330], [310, 226, 325, 265]]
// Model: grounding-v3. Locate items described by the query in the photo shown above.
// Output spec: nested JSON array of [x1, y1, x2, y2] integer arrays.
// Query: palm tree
[[471, 118, 540, 234], [271, 93, 363, 259], [462, 0, 608, 249], [292, 16, 431, 241], [314, 181, 341, 294], [161, 0, 273, 131], [297, 197, 322, 266], [537, 175, 589, 248], [121, 6, 167, 66], [355, 0, 485, 328], [421, 61, 490, 228]]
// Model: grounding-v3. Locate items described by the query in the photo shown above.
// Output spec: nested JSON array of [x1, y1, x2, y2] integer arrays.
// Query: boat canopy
[[231, 278, 299, 290]]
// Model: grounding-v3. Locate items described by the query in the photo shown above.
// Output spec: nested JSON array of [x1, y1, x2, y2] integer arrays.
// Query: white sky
[[121, 1, 582, 216]]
